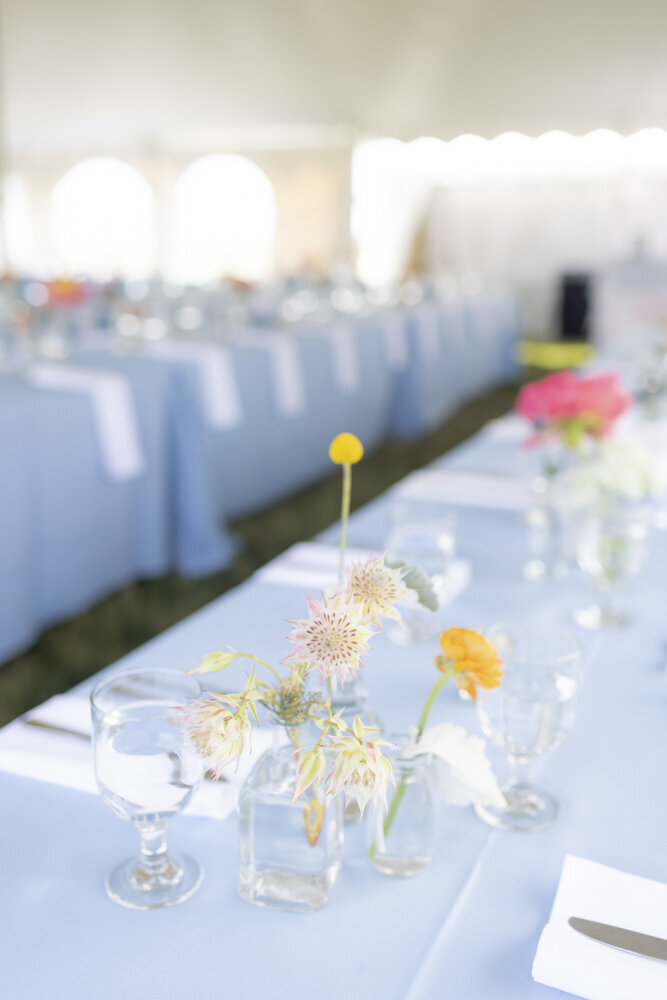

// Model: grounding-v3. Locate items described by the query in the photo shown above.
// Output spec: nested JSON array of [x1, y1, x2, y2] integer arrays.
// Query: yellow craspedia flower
[[329, 433, 364, 465], [435, 627, 503, 701]]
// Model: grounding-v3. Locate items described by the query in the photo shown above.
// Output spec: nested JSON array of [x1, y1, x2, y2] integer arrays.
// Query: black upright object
[[558, 274, 590, 341]]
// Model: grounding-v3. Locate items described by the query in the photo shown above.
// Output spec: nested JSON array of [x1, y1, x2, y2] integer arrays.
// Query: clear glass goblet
[[91, 668, 204, 909], [385, 502, 457, 643], [474, 623, 580, 832], [574, 503, 648, 628]]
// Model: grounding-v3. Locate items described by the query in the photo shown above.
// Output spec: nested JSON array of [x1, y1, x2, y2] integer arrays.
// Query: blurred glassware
[[474, 623, 580, 832], [91, 668, 204, 909], [367, 736, 435, 877], [574, 502, 648, 628], [385, 502, 456, 643], [522, 442, 576, 582]]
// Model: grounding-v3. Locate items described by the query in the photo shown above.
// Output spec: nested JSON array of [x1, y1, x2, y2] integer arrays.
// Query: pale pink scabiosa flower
[[326, 715, 393, 817], [286, 593, 375, 684], [345, 555, 407, 624], [181, 676, 261, 777]]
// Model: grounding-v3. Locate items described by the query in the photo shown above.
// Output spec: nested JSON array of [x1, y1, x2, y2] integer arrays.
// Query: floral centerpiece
[[180, 551, 407, 910], [515, 371, 633, 581], [179, 432, 430, 909], [516, 370, 631, 454], [180, 432, 504, 903]]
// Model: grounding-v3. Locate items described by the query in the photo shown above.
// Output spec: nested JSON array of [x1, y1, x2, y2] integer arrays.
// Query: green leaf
[[387, 559, 439, 613]]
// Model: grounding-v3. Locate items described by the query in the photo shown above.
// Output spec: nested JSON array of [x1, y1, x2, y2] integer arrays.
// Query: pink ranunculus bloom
[[574, 373, 632, 436], [515, 371, 582, 425]]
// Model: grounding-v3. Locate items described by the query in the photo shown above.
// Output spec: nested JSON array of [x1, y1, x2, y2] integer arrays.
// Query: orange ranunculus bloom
[[436, 627, 503, 700]]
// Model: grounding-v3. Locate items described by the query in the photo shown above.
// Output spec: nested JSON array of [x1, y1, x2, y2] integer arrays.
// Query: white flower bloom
[[180, 697, 250, 777], [345, 555, 407, 623], [326, 715, 393, 816], [568, 438, 662, 506], [404, 722, 504, 809]]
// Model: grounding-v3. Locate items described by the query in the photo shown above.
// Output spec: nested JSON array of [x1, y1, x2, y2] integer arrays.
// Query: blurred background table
[[1, 292, 518, 665]]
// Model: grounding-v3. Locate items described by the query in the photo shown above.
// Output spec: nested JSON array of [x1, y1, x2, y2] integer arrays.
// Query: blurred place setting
[[4, 3, 667, 999]]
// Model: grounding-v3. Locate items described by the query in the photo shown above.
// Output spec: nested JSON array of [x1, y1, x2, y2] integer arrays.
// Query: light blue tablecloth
[[1, 297, 518, 664], [2, 413, 665, 999]]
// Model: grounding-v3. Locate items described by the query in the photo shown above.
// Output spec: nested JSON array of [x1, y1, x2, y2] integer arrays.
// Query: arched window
[[169, 154, 275, 284], [3, 174, 34, 272], [50, 158, 156, 278]]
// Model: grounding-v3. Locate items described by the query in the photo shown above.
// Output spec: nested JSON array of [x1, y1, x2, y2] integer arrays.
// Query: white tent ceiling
[[4, 0, 667, 156]]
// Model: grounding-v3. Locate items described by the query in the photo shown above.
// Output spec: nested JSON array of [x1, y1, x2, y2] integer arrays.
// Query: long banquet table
[[1, 293, 518, 665], [2, 401, 666, 999]]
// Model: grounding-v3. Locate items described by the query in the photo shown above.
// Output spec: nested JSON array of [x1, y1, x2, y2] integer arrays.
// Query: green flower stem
[[239, 653, 282, 682], [288, 726, 301, 751], [368, 663, 455, 861], [369, 779, 409, 860], [338, 462, 352, 587], [415, 665, 454, 740]]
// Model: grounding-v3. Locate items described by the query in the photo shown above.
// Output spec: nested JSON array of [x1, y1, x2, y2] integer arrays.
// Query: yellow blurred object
[[517, 341, 594, 370]]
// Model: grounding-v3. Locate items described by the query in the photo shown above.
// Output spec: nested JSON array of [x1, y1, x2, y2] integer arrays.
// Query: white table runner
[[241, 331, 307, 416], [329, 323, 361, 393], [143, 340, 243, 430], [27, 364, 145, 482], [416, 307, 441, 361], [382, 310, 409, 371]]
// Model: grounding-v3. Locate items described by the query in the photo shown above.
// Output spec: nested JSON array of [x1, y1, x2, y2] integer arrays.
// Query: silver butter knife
[[569, 917, 667, 961]]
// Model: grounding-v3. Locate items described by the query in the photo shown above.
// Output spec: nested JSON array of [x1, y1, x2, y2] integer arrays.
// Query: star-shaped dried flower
[[286, 593, 375, 683], [345, 555, 407, 624]]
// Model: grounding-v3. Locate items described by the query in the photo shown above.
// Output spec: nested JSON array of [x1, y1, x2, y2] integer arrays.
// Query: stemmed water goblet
[[574, 502, 648, 629], [385, 502, 457, 643], [474, 623, 580, 832], [91, 668, 204, 909]]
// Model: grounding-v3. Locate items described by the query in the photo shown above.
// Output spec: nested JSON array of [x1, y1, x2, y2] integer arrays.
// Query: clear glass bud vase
[[367, 740, 435, 877], [523, 444, 575, 582], [238, 728, 343, 912]]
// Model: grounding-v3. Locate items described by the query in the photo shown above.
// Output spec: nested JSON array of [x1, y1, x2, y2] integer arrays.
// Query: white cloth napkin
[[329, 323, 361, 393], [0, 693, 277, 821], [241, 331, 306, 416], [396, 468, 532, 511], [382, 310, 409, 371], [533, 854, 667, 999], [27, 364, 145, 482], [255, 542, 374, 589], [483, 414, 532, 443], [143, 340, 243, 430]]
